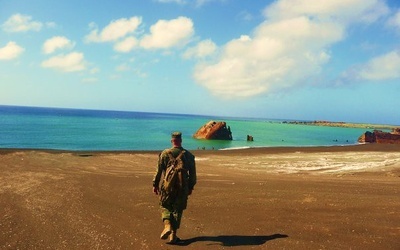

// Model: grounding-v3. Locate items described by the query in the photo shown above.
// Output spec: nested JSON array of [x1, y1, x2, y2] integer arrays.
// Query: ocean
[[0, 105, 371, 151]]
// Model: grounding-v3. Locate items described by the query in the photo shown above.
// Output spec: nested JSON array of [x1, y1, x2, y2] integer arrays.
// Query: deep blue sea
[[0, 105, 371, 151]]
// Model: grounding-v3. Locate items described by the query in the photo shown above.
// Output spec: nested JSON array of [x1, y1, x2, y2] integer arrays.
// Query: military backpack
[[160, 150, 189, 209], [160, 150, 187, 204]]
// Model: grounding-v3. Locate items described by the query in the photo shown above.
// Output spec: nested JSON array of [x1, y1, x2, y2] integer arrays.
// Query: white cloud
[[45, 22, 57, 29], [114, 36, 138, 53], [140, 16, 194, 49], [237, 11, 254, 22], [357, 51, 400, 80], [360, 0, 389, 23], [41, 52, 86, 72], [387, 10, 400, 29], [85, 16, 142, 43], [183, 39, 217, 59], [90, 68, 100, 74], [43, 36, 75, 54], [156, 0, 224, 7], [263, 0, 388, 24], [193, 0, 388, 98], [133, 69, 148, 78], [116, 63, 130, 72], [0, 41, 25, 60], [82, 77, 98, 83], [2, 13, 43, 32], [156, 0, 186, 4], [195, 0, 225, 7]]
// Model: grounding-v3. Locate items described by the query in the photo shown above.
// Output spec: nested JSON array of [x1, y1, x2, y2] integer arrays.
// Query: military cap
[[171, 131, 182, 139]]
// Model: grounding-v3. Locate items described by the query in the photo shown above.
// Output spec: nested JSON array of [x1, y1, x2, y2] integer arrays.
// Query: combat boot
[[160, 220, 172, 239], [168, 230, 178, 244]]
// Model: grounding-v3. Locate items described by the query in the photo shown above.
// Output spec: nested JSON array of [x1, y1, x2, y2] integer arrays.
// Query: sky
[[0, 0, 400, 125]]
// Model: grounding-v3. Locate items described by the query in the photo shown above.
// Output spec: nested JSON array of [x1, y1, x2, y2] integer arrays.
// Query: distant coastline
[[283, 120, 398, 130]]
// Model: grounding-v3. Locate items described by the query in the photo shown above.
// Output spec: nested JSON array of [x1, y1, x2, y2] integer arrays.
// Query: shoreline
[[1, 143, 400, 155], [283, 120, 399, 129]]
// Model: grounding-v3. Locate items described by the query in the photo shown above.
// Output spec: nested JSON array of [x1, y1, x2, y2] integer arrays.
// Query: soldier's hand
[[153, 186, 159, 195]]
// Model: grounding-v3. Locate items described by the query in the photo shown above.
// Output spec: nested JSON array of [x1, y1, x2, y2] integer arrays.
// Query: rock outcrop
[[358, 129, 400, 144], [392, 128, 400, 135], [193, 121, 232, 140]]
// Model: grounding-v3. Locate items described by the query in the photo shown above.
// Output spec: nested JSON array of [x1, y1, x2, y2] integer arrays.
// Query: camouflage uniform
[[153, 145, 196, 230]]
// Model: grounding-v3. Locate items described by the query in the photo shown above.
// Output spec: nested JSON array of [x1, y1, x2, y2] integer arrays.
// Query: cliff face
[[193, 121, 232, 140], [358, 129, 400, 144]]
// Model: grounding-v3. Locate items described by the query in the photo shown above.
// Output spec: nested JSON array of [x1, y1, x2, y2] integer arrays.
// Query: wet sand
[[1, 144, 399, 249]]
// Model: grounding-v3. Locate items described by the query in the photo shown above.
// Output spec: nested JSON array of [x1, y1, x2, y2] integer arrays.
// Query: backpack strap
[[167, 149, 185, 159], [166, 150, 186, 170], [166, 149, 182, 163], [176, 150, 186, 170], [167, 151, 175, 162], [177, 150, 186, 159]]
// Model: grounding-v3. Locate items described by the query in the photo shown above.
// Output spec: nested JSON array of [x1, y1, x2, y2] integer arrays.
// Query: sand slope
[[1, 145, 399, 249]]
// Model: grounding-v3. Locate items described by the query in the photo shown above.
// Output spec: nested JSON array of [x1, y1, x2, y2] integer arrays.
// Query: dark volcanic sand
[[1, 144, 399, 249]]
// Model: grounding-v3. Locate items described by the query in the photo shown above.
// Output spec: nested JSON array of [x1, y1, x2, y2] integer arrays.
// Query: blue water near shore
[[0, 105, 370, 151]]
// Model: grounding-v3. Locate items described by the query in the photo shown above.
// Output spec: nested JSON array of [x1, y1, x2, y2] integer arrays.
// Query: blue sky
[[1, 0, 399, 125]]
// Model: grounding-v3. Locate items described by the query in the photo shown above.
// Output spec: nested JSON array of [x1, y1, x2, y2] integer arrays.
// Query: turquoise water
[[0, 105, 369, 151]]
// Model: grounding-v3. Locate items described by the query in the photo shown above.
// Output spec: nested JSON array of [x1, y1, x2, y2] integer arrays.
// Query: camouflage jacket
[[152, 147, 196, 191]]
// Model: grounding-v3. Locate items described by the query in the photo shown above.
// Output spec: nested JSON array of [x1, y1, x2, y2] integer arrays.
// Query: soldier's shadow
[[176, 233, 288, 246]]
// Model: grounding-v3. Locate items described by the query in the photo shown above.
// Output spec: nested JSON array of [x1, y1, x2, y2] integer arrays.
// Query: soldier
[[152, 132, 197, 244]]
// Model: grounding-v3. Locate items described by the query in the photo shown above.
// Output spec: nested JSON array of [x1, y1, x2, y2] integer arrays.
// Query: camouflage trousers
[[161, 204, 183, 230]]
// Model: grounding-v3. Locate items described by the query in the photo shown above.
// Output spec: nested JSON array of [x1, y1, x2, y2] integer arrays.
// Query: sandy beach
[[1, 144, 399, 249]]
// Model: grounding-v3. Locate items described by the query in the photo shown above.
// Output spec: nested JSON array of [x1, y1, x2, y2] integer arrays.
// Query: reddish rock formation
[[193, 121, 232, 140], [392, 128, 400, 135], [358, 129, 400, 144]]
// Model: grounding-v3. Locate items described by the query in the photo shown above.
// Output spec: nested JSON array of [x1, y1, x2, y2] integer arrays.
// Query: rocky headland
[[284, 120, 398, 130], [358, 128, 400, 144]]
